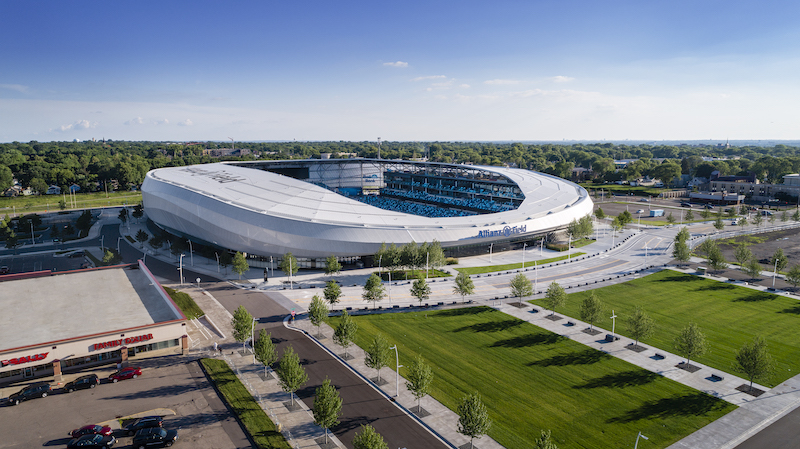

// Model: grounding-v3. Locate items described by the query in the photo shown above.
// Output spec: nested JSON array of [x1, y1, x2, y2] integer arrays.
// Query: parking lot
[[0, 250, 91, 274], [0, 356, 245, 449]]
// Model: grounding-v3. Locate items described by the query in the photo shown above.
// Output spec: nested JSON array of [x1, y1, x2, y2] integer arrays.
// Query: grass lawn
[[377, 268, 450, 281], [164, 286, 204, 319], [330, 308, 735, 449], [455, 253, 586, 275], [546, 269, 800, 387], [0, 191, 142, 215], [200, 358, 291, 449]]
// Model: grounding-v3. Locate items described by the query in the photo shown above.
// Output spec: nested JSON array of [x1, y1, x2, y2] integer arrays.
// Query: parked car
[[703, 204, 714, 209], [0, 266, 9, 274], [64, 374, 100, 392], [124, 416, 164, 436], [636, 209, 645, 214], [69, 424, 113, 438], [680, 202, 692, 208], [731, 219, 739, 225], [760, 210, 773, 216], [68, 250, 85, 258], [639, 198, 649, 202], [132, 427, 178, 448], [109, 366, 142, 383], [67, 434, 116, 448], [8, 382, 51, 405]]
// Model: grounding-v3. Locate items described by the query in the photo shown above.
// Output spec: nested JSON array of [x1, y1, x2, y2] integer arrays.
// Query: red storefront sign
[[93, 333, 153, 351], [1, 352, 49, 367]]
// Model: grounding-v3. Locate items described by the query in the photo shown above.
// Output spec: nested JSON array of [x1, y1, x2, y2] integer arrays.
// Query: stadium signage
[[477, 225, 527, 239], [2, 352, 49, 367], [181, 167, 244, 184]]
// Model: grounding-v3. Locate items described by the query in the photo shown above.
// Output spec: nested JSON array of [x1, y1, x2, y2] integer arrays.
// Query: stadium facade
[[142, 159, 593, 264]]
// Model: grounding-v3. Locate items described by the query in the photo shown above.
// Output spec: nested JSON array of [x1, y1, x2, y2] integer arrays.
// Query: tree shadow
[[453, 319, 523, 333], [435, 306, 491, 317], [693, 283, 736, 292], [733, 292, 776, 302], [780, 305, 800, 314], [655, 275, 703, 283], [528, 348, 611, 367], [573, 370, 659, 389], [491, 332, 567, 349], [607, 392, 728, 423]]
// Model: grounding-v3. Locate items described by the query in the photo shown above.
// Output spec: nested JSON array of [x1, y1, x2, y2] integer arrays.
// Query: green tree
[[714, 216, 724, 231], [685, 209, 694, 221], [457, 392, 491, 449], [739, 205, 748, 215], [667, 212, 676, 225], [627, 306, 655, 348], [794, 209, 800, 222], [744, 257, 763, 279], [786, 264, 800, 290], [75, 210, 92, 235], [231, 305, 253, 351], [405, 355, 433, 412], [510, 273, 533, 306], [544, 281, 566, 316], [313, 378, 342, 444], [410, 275, 431, 306], [277, 346, 308, 406], [735, 336, 773, 392], [734, 245, 753, 267], [697, 239, 716, 262], [279, 252, 299, 285], [132, 203, 144, 222], [254, 329, 278, 376], [101, 249, 120, 265], [453, 271, 475, 303], [58, 199, 67, 210], [333, 309, 358, 359], [148, 236, 164, 251], [118, 208, 128, 224], [308, 295, 329, 338], [323, 279, 342, 305], [324, 254, 341, 276], [771, 248, 788, 272], [726, 207, 737, 218], [533, 430, 558, 449], [753, 214, 763, 227], [781, 210, 788, 222], [135, 229, 149, 248], [579, 291, 603, 331], [232, 251, 249, 280], [676, 226, 690, 243], [218, 250, 232, 274], [674, 323, 706, 368], [0, 164, 13, 191], [364, 333, 391, 383], [5, 231, 19, 253], [708, 244, 728, 273], [352, 424, 388, 449], [738, 217, 748, 231], [363, 273, 386, 308], [595, 207, 605, 220]]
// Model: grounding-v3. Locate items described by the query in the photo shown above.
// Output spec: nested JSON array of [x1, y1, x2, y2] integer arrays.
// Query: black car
[[124, 416, 164, 436], [67, 434, 116, 448], [132, 427, 178, 448], [8, 382, 51, 405], [64, 374, 100, 393], [680, 202, 692, 208]]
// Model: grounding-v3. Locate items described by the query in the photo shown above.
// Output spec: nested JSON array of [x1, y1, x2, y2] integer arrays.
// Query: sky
[[2, 1, 799, 143]]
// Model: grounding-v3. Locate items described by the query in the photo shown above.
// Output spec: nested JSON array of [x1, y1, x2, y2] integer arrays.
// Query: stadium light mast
[[229, 137, 234, 152], [377, 137, 381, 159]]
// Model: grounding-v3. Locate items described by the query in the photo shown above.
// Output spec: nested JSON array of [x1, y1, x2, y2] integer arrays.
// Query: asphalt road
[[735, 405, 800, 449]]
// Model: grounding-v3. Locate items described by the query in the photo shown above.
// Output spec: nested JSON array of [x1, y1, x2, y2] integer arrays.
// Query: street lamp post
[[489, 243, 493, 262], [389, 345, 403, 398], [179, 254, 185, 285], [100, 235, 104, 251], [251, 317, 256, 364], [117, 237, 122, 254], [773, 258, 779, 288], [215, 252, 220, 272], [522, 243, 527, 268], [634, 431, 649, 449], [610, 310, 618, 338], [30, 222, 34, 245], [187, 240, 193, 266]]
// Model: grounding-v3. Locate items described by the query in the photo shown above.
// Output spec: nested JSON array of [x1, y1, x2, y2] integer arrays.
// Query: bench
[[653, 353, 665, 360], [709, 373, 724, 382]]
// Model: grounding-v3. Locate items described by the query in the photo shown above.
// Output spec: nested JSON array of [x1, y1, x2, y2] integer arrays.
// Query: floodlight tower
[[377, 137, 381, 159], [228, 137, 234, 152]]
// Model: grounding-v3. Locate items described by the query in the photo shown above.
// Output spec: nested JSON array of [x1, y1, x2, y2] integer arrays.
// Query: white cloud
[[411, 75, 446, 82], [154, 118, 170, 125], [383, 61, 408, 68], [484, 79, 519, 85], [178, 119, 194, 126], [55, 119, 97, 132], [124, 117, 145, 125], [0, 83, 29, 93], [550, 76, 575, 83], [459, 84, 470, 88]]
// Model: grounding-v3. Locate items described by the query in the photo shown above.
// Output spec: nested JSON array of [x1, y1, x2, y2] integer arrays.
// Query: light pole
[[187, 240, 193, 266], [289, 257, 293, 289], [568, 234, 572, 260], [634, 431, 649, 449], [540, 238, 544, 256], [100, 235, 104, 251], [644, 245, 649, 266], [117, 237, 122, 254], [610, 310, 617, 338], [522, 243, 527, 268], [389, 345, 403, 398], [251, 317, 256, 364], [215, 252, 220, 273], [489, 243, 493, 262], [179, 254, 185, 285], [773, 258, 779, 288], [30, 221, 34, 245]]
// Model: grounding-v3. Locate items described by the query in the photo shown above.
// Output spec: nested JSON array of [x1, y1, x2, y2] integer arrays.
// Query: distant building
[[45, 185, 61, 195], [202, 148, 251, 158]]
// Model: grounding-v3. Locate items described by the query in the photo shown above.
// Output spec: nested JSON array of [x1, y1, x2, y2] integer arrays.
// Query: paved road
[[736, 405, 800, 449]]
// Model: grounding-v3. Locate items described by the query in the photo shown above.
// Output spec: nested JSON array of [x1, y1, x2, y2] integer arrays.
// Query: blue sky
[[2, 1, 799, 142]]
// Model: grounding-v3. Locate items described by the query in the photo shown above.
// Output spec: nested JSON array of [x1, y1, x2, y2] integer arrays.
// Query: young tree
[[771, 248, 788, 273], [675, 226, 690, 243], [786, 264, 800, 290], [279, 252, 299, 285], [697, 239, 716, 262], [769, 214, 776, 225], [713, 216, 725, 231], [672, 239, 690, 266], [218, 250, 232, 274], [333, 309, 358, 359], [595, 207, 605, 220], [453, 271, 475, 303], [363, 273, 386, 308], [700, 209, 711, 220], [685, 209, 694, 221], [618, 210, 633, 226], [726, 207, 737, 218], [352, 424, 388, 449], [405, 355, 433, 412], [457, 392, 492, 449], [734, 245, 753, 267], [277, 346, 308, 406], [5, 231, 19, 253], [254, 329, 278, 376], [510, 273, 533, 306], [364, 333, 391, 383], [231, 305, 254, 352], [132, 204, 144, 223], [308, 295, 329, 338], [533, 430, 558, 449], [313, 378, 342, 444], [667, 212, 676, 225], [232, 251, 249, 280], [744, 257, 763, 280], [323, 279, 342, 305], [324, 254, 342, 276], [781, 210, 789, 222], [673, 323, 706, 368], [410, 275, 431, 306], [148, 236, 164, 251], [135, 229, 149, 248], [738, 217, 748, 231], [101, 249, 119, 265], [794, 209, 800, 222], [708, 244, 728, 273], [735, 335, 773, 392], [544, 281, 566, 316], [753, 214, 763, 228], [739, 205, 748, 215], [75, 210, 92, 235], [118, 208, 128, 224], [627, 306, 655, 348], [579, 291, 603, 331]]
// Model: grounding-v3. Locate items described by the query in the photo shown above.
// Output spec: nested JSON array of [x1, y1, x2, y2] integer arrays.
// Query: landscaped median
[[200, 358, 291, 449], [164, 287, 204, 319], [455, 252, 586, 275], [330, 307, 735, 449]]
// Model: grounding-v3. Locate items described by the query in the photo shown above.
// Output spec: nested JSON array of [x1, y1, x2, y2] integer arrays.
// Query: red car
[[69, 424, 113, 438], [108, 366, 142, 383]]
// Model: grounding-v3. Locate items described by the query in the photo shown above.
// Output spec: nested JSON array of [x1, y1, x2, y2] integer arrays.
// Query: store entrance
[[23, 367, 34, 379]]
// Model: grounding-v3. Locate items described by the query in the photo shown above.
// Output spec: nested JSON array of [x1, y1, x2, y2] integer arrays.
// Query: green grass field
[[547, 269, 800, 387], [455, 253, 586, 275], [331, 308, 735, 449], [0, 191, 142, 215], [164, 286, 204, 319], [200, 358, 291, 449]]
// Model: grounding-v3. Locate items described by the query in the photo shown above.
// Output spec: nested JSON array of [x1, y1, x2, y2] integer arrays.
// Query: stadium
[[142, 159, 593, 266]]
